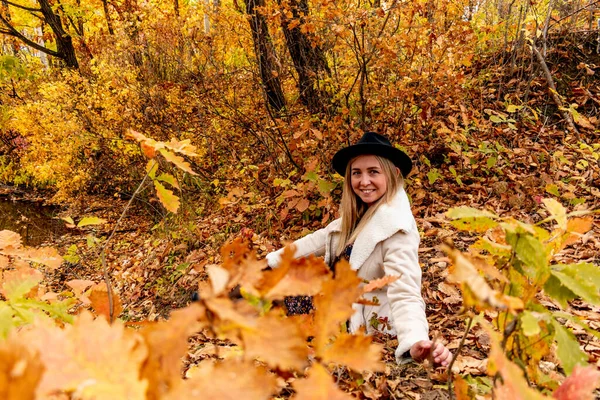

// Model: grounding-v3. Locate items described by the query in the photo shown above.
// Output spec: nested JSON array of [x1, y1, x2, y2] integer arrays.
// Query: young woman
[[266, 132, 451, 366]]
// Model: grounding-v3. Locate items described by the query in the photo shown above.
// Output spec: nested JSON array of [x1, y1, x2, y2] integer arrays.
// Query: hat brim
[[331, 143, 412, 177]]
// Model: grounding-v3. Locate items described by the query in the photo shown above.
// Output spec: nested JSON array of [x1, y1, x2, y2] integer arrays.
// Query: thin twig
[[98, 161, 155, 323], [447, 315, 474, 400]]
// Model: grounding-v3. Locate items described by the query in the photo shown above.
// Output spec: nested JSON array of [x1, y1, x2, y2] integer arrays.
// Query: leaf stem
[[98, 160, 156, 323]]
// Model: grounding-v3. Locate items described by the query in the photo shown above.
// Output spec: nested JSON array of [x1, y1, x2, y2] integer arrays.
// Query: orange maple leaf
[[312, 260, 362, 354], [165, 360, 277, 400], [20, 312, 148, 399], [0, 338, 44, 400], [88, 282, 123, 320], [140, 303, 206, 400], [320, 332, 383, 372], [293, 363, 354, 400]]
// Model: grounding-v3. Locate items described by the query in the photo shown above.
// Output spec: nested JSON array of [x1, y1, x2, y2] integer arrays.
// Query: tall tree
[[246, 0, 286, 112], [277, 0, 331, 113], [0, 0, 78, 68]]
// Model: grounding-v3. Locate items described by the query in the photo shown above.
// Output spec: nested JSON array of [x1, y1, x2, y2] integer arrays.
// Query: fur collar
[[328, 188, 416, 270]]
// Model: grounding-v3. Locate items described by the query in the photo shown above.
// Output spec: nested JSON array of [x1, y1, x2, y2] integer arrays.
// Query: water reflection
[[0, 199, 68, 246]]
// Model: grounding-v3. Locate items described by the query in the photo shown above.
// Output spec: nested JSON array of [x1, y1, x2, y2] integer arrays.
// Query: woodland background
[[0, 0, 599, 398]]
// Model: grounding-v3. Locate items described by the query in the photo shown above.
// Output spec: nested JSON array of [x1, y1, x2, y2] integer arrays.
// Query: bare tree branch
[[0, 13, 60, 57], [3, 0, 41, 12]]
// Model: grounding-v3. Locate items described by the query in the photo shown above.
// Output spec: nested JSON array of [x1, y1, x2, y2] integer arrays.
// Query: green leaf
[[156, 173, 180, 190], [61, 216, 75, 225], [551, 318, 588, 374], [1, 268, 43, 300], [520, 311, 541, 337], [506, 104, 522, 113], [0, 302, 15, 338], [545, 184, 560, 197], [450, 218, 499, 232], [77, 217, 107, 228], [486, 156, 497, 169], [317, 179, 336, 197], [542, 198, 567, 230], [154, 181, 180, 213], [544, 274, 576, 308], [303, 171, 318, 182], [471, 238, 512, 258], [146, 160, 158, 179], [489, 115, 504, 123], [427, 168, 441, 185], [506, 230, 548, 282], [550, 265, 600, 305], [447, 206, 498, 220]]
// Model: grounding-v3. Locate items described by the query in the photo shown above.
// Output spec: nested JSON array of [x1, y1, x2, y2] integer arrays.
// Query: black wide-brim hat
[[331, 132, 412, 177]]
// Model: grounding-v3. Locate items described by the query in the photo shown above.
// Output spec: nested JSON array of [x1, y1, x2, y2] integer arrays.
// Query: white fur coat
[[266, 188, 429, 362]]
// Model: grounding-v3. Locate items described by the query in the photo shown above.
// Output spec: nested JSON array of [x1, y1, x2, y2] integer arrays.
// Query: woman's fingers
[[411, 340, 452, 366]]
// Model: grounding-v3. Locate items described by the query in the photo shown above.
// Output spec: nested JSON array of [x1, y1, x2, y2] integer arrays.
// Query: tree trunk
[[277, 0, 330, 113], [0, 0, 79, 68], [101, 0, 114, 34], [38, 0, 78, 68], [246, 0, 286, 112]]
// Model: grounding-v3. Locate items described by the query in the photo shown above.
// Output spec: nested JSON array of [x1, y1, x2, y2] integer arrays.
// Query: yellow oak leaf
[[444, 245, 523, 312], [19, 246, 63, 270], [154, 180, 180, 213], [1, 266, 43, 300], [0, 230, 22, 252], [158, 148, 198, 176]]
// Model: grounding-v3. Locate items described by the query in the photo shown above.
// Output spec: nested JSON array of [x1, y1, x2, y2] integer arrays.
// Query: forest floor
[[11, 34, 600, 398]]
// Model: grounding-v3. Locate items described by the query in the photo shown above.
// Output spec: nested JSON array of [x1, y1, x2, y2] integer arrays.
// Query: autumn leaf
[[0, 337, 44, 400], [165, 360, 277, 400], [553, 365, 600, 400], [154, 180, 180, 213], [362, 275, 400, 294], [20, 246, 63, 270], [140, 303, 206, 400], [296, 198, 310, 212], [242, 312, 308, 371], [260, 253, 330, 300], [1, 266, 43, 300], [77, 216, 108, 228], [21, 312, 148, 400], [482, 321, 549, 400], [88, 282, 123, 320], [443, 244, 524, 312], [140, 140, 157, 158], [292, 363, 354, 400], [0, 230, 22, 252], [206, 264, 230, 296], [320, 332, 383, 372], [313, 260, 362, 354], [159, 148, 198, 176]]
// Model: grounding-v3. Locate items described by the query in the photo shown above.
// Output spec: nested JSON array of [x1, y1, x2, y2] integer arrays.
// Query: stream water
[[0, 198, 68, 246]]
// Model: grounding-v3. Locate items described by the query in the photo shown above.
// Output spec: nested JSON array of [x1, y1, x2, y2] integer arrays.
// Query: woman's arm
[[266, 227, 329, 268], [381, 230, 430, 362]]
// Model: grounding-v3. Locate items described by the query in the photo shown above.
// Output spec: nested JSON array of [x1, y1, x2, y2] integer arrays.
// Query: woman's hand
[[410, 340, 452, 367]]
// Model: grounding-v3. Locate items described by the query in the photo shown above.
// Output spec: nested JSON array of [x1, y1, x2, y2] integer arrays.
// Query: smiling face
[[350, 155, 388, 206]]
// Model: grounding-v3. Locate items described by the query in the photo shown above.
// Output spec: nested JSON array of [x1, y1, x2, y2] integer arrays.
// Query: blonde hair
[[336, 155, 404, 256]]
